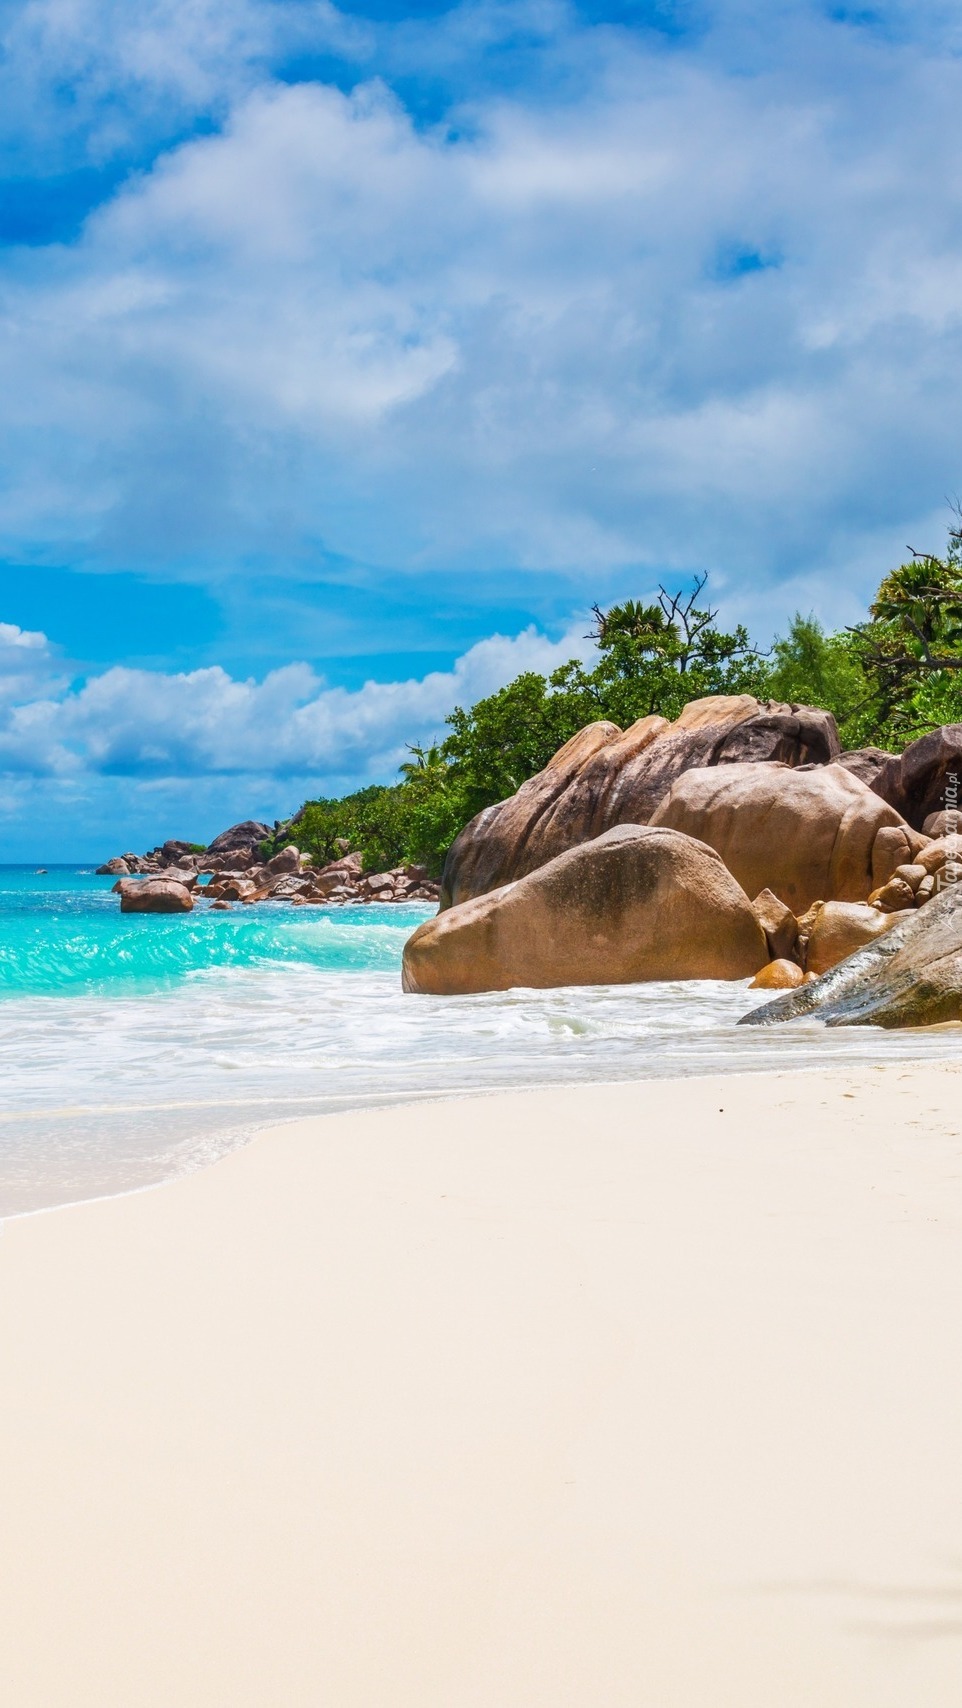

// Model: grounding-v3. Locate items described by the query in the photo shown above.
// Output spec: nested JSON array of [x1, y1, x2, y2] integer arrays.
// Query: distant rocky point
[[98, 822, 439, 913]]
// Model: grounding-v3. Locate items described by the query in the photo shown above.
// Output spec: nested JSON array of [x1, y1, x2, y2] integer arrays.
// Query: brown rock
[[119, 879, 193, 914], [363, 872, 395, 892], [317, 852, 364, 880], [266, 845, 300, 875], [740, 883, 962, 1029], [97, 857, 129, 875], [923, 809, 962, 837], [836, 747, 897, 791], [440, 695, 840, 909], [749, 959, 806, 990], [307, 871, 345, 898], [868, 876, 916, 913], [917, 836, 962, 875], [209, 900, 232, 910], [204, 820, 271, 859], [160, 840, 199, 865], [804, 901, 908, 975], [751, 888, 799, 962], [403, 824, 768, 996], [650, 761, 924, 913], [218, 877, 258, 902], [153, 866, 199, 890], [891, 863, 926, 892], [870, 726, 962, 829], [868, 825, 927, 890], [265, 875, 312, 900]]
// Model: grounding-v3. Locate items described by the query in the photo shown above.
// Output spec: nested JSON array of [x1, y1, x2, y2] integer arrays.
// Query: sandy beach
[[2, 1064, 962, 1705]]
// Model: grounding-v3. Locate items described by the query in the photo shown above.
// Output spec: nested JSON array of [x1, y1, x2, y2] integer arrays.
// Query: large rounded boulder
[[649, 761, 926, 913], [203, 820, 271, 866], [868, 724, 962, 830], [440, 696, 839, 910], [119, 878, 193, 914], [403, 824, 768, 995]]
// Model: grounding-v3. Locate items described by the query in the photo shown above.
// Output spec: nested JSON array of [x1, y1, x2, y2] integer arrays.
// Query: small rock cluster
[[100, 822, 440, 914], [746, 864, 962, 992], [866, 834, 962, 913]]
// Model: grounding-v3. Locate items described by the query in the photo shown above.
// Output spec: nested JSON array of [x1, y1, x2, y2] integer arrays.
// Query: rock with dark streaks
[[739, 883, 962, 1028], [440, 695, 840, 909]]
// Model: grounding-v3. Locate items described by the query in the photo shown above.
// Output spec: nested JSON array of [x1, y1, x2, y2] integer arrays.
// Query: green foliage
[[846, 549, 962, 743], [277, 514, 962, 877], [767, 614, 869, 741], [279, 576, 776, 874], [293, 786, 413, 874]]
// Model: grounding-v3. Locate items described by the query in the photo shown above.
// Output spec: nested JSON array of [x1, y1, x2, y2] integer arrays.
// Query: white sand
[[2, 1065, 962, 1705]]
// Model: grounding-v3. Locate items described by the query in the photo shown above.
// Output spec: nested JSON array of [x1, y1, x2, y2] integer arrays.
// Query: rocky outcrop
[[204, 820, 272, 860], [740, 883, 962, 1029], [858, 726, 962, 830], [802, 900, 908, 976], [104, 826, 439, 911], [923, 810, 962, 837], [751, 888, 799, 962], [836, 747, 896, 792], [265, 844, 302, 875], [403, 825, 768, 995], [118, 878, 194, 914], [179, 857, 440, 910], [649, 761, 926, 913], [159, 839, 200, 865], [113, 867, 198, 894], [440, 695, 840, 910]]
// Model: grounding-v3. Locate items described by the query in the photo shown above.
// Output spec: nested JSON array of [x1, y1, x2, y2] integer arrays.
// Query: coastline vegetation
[[277, 515, 962, 878]]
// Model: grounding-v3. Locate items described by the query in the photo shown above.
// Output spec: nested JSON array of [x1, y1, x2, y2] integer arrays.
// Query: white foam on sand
[[3, 965, 962, 1212]]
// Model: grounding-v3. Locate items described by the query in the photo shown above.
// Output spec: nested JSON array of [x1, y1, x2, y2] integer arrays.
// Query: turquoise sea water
[[0, 866, 420, 995], [3, 866, 962, 1216]]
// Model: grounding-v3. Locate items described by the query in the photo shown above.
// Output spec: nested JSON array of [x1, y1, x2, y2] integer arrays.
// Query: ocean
[[2, 865, 961, 1216]]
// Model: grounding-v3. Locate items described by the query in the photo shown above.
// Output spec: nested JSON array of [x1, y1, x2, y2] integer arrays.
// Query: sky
[[1, 0, 961, 858]]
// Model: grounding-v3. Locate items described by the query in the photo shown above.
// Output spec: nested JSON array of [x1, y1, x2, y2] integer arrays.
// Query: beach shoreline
[[3, 1065, 962, 1705]]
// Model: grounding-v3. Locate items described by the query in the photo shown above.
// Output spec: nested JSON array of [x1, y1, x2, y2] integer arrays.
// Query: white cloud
[[0, 1, 960, 622], [0, 618, 591, 780], [0, 621, 65, 707]]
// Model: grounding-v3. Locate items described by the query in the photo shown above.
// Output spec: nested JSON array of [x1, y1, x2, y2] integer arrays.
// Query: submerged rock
[[403, 823, 768, 995], [739, 884, 962, 1028]]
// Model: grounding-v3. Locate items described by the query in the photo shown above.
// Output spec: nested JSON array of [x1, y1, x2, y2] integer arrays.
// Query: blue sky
[[1, 0, 961, 857]]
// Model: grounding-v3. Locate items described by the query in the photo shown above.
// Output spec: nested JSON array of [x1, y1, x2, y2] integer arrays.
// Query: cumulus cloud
[[0, 0, 368, 169], [0, 617, 591, 781], [0, 0, 960, 623], [0, 621, 65, 706]]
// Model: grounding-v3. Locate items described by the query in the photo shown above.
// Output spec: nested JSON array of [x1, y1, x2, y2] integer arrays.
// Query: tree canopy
[[279, 515, 962, 877]]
